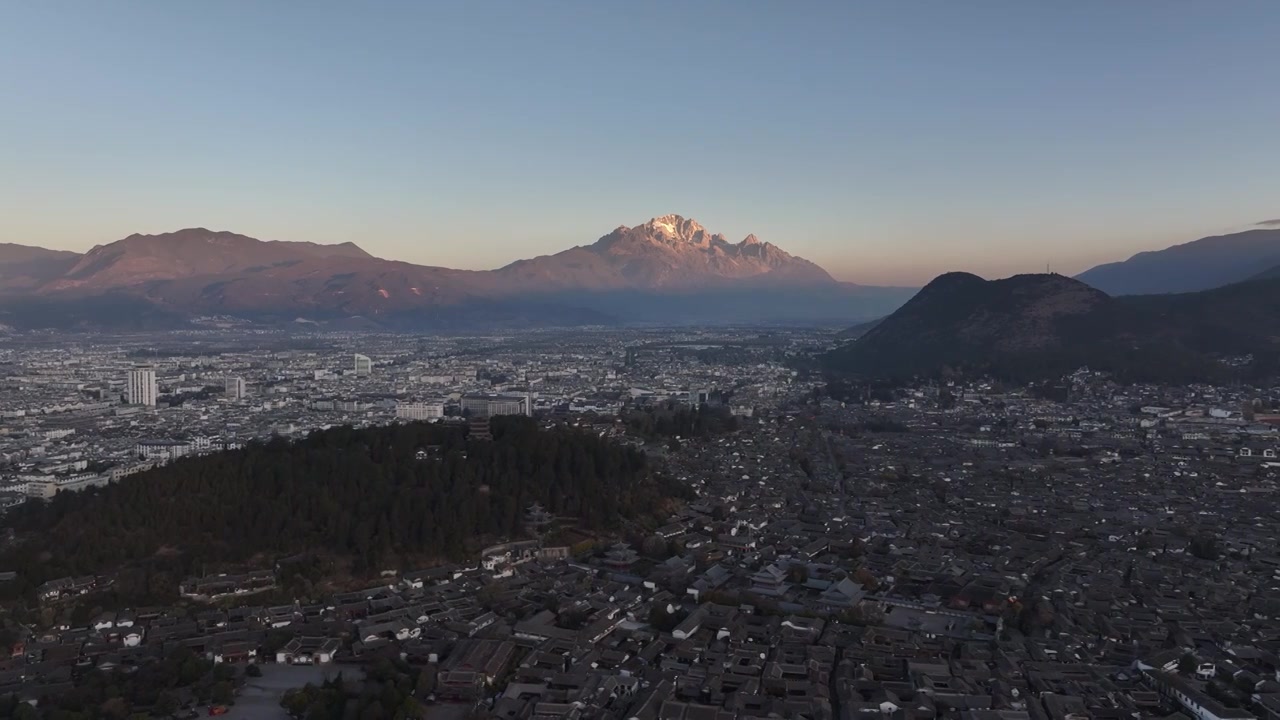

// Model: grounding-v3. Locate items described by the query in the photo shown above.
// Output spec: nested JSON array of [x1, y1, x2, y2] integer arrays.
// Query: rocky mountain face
[[0, 217, 910, 329], [1075, 228, 1280, 295], [496, 215, 833, 291], [825, 271, 1280, 382]]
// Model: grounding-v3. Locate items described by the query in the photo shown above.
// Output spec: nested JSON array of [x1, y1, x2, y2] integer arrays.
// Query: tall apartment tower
[[354, 353, 373, 377], [126, 367, 157, 406], [225, 376, 246, 400]]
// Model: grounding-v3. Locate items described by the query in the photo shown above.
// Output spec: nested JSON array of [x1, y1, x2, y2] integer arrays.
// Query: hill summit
[[827, 273, 1108, 378]]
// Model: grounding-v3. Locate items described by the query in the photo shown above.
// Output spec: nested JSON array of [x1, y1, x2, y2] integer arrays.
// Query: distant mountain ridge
[[0, 243, 81, 293], [48, 228, 373, 292], [826, 271, 1280, 382], [1075, 227, 1280, 295], [0, 216, 914, 329]]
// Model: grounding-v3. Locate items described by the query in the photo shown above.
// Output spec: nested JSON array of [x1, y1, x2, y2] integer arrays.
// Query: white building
[[126, 367, 157, 406], [353, 354, 373, 377], [277, 637, 341, 665], [24, 473, 109, 499], [225, 376, 246, 400], [135, 437, 211, 461], [396, 402, 445, 421]]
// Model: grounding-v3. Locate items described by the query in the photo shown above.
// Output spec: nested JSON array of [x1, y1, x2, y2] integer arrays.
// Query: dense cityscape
[[5, 3, 1280, 720], [1, 329, 1278, 720]]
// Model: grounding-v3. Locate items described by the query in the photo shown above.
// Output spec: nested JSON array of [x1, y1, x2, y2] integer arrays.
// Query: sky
[[1, 1, 1278, 285]]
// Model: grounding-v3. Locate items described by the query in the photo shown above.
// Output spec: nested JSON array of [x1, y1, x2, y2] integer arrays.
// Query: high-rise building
[[354, 354, 373, 377], [225, 376, 246, 400], [126, 367, 157, 406]]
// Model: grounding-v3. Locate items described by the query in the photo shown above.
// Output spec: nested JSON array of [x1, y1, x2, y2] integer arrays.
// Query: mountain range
[[1074, 227, 1280, 295], [0, 216, 914, 330], [822, 222, 1280, 382], [825, 270, 1280, 382], [9, 217, 1280, 336]]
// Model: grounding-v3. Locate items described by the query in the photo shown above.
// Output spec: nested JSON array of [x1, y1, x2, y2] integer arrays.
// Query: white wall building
[[126, 367, 157, 406], [396, 402, 445, 421], [354, 354, 373, 377], [24, 473, 109, 499]]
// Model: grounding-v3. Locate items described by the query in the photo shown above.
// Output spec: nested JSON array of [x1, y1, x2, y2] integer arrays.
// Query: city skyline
[[3, 2, 1279, 284]]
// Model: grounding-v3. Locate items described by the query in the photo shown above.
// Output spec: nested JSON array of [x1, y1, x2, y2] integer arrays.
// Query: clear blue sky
[[1, 1, 1277, 284]]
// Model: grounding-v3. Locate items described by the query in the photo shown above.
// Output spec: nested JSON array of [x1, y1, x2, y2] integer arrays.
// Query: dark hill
[[826, 273, 1110, 379], [825, 272, 1280, 382], [0, 417, 687, 600], [1249, 264, 1280, 282], [836, 317, 884, 340], [1075, 228, 1280, 295]]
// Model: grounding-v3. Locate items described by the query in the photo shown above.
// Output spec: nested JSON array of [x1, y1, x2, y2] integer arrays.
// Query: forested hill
[[825, 271, 1280, 382], [1, 417, 686, 585]]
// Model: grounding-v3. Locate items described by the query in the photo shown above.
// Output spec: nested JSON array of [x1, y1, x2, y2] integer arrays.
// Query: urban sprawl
[[2, 329, 1280, 720]]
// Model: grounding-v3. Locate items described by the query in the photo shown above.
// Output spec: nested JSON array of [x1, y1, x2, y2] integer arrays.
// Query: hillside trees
[[1, 417, 688, 590]]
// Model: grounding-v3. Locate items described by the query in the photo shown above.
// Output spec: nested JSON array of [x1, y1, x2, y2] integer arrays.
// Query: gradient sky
[[2, 1, 1278, 285]]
